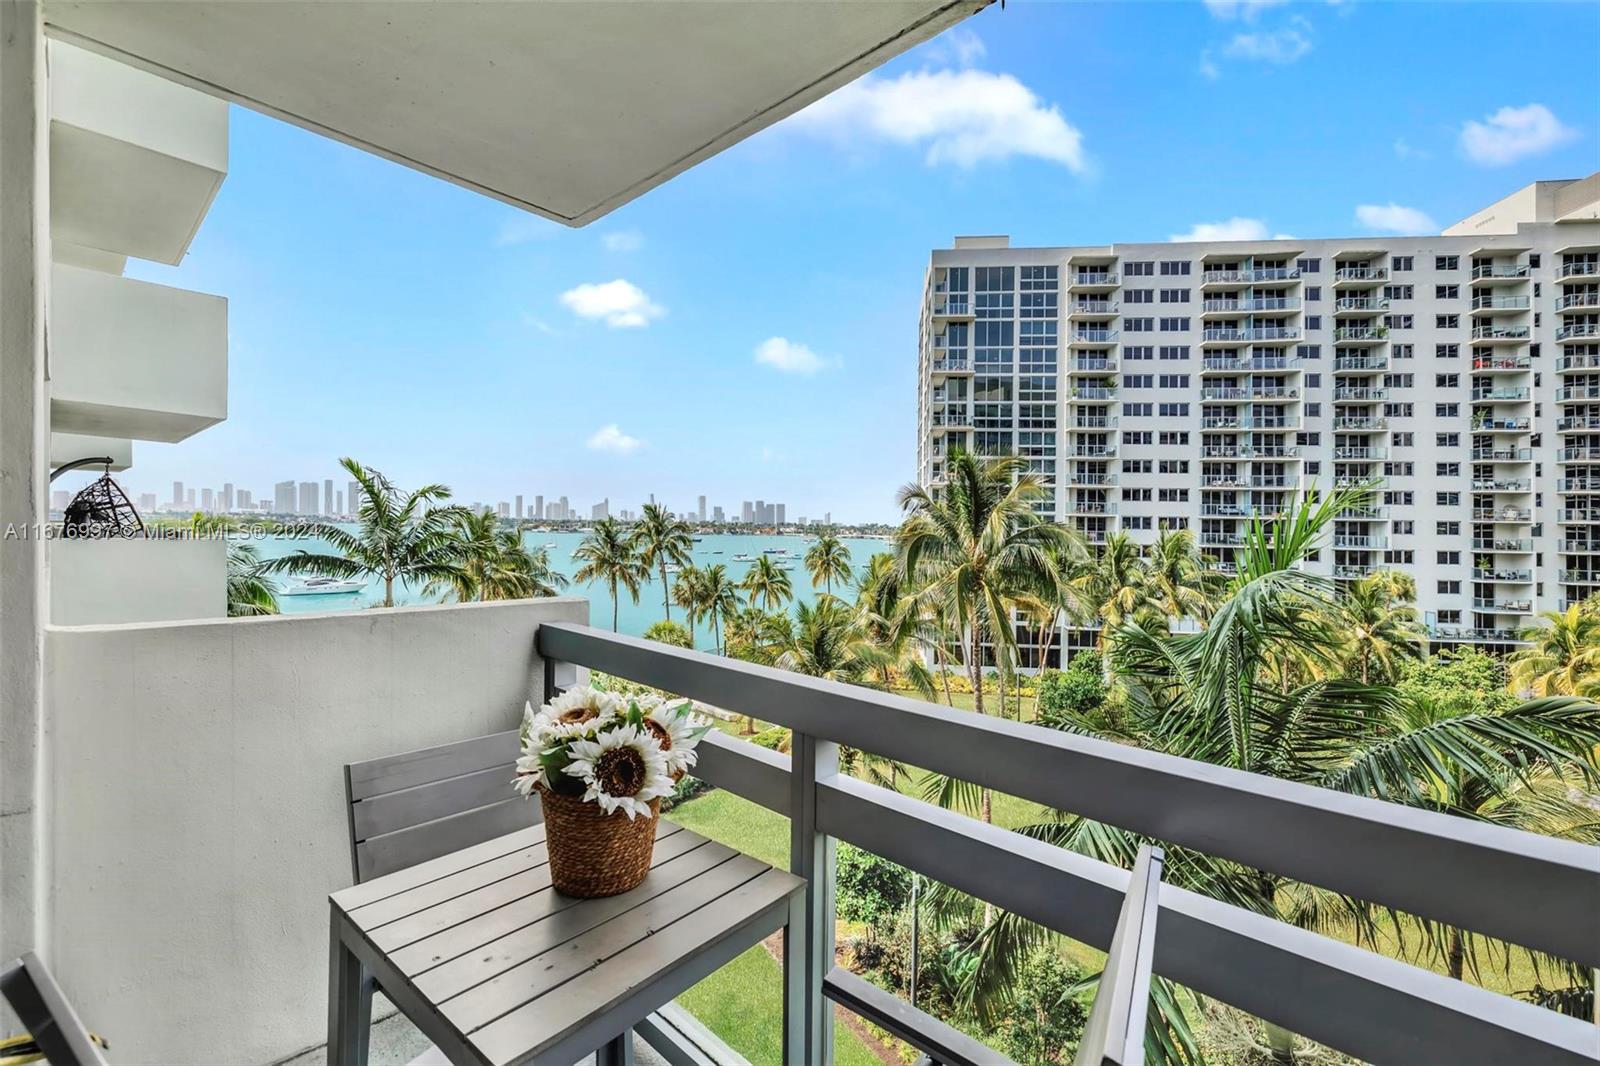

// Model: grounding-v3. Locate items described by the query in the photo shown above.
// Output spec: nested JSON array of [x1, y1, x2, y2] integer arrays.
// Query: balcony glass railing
[[1470, 296, 1531, 311], [1470, 326, 1531, 341], [1332, 326, 1388, 342], [1333, 297, 1390, 312], [1474, 537, 1534, 551], [1557, 323, 1600, 341], [1072, 272, 1119, 286], [1471, 356, 1531, 371], [1559, 260, 1600, 279], [1470, 264, 1530, 280], [1556, 292, 1600, 311], [1475, 567, 1533, 582]]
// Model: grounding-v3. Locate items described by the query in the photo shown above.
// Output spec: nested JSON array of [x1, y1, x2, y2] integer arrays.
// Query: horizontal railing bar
[[692, 732, 789, 813], [818, 776, 1598, 1066], [823, 966, 1019, 1066], [540, 622, 1599, 967]]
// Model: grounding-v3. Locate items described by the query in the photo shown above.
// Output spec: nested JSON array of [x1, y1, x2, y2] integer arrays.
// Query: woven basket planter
[[537, 783, 660, 898]]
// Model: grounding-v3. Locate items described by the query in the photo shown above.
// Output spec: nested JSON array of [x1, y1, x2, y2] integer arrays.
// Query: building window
[[1124, 345, 1153, 361], [1157, 487, 1189, 501], [1435, 255, 1459, 271], [1435, 343, 1459, 359], [1435, 403, 1459, 418], [1436, 314, 1460, 329], [1435, 284, 1459, 299], [1297, 258, 1320, 273], [1157, 402, 1189, 416], [1436, 492, 1460, 506], [1436, 521, 1461, 536], [1436, 462, 1460, 477], [1392, 343, 1414, 359], [1385, 314, 1414, 330], [1306, 315, 1322, 330], [1159, 260, 1191, 276], [1305, 286, 1321, 301], [1158, 345, 1191, 360], [1125, 261, 1154, 276], [1435, 374, 1459, 388], [1123, 431, 1153, 444], [1437, 551, 1461, 565], [1123, 374, 1153, 388], [1393, 431, 1413, 446], [1393, 256, 1413, 271], [1438, 580, 1461, 594], [1297, 344, 1320, 360], [1126, 288, 1154, 303], [1394, 520, 1415, 535], [1158, 374, 1190, 388], [1158, 317, 1191, 331], [1435, 433, 1458, 447], [1125, 317, 1153, 332], [1158, 431, 1189, 445], [1159, 289, 1191, 303], [1305, 373, 1321, 388], [1123, 402, 1153, 416]]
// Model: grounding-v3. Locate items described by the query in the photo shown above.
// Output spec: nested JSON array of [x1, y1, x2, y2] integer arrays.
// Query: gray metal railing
[[536, 623, 1600, 1066]]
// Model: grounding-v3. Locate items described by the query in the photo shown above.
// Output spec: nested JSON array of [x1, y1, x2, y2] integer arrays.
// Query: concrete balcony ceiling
[[48, 40, 227, 265], [49, 431, 133, 472], [43, 0, 988, 225], [50, 264, 227, 443]]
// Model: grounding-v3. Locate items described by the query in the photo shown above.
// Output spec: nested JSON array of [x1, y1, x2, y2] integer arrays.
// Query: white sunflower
[[644, 701, 711, 775], [528, 687, 618, 746], [562, 724, 673, 819], [511, 747, 544, 796]]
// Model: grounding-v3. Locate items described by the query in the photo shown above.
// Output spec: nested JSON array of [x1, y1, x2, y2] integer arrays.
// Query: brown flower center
[[594, 748, 647, 798], [642, 719, 672, 751], [557, 706, 599, 726]]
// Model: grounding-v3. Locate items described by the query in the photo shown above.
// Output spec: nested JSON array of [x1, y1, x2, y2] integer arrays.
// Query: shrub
[[836, 843, 911, 938], [989, 948, 1089, 1064], [751, 727, 791, 752], [642, 619, 693, 648], [1037, 668, 1105, 724]]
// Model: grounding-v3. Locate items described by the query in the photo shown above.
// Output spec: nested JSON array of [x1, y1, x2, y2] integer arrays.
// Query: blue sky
[[116, 0, 1600, 522]]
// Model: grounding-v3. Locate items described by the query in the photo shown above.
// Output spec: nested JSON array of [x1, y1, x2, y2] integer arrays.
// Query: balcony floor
[[278, 1011, 673, 1066]]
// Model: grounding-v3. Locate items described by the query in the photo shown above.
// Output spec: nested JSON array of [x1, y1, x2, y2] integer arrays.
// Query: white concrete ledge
[[49, 263, 227, 442], [48, 39, 227, 264], [49, 536, 224, 624], [48, 431, 132, 472]]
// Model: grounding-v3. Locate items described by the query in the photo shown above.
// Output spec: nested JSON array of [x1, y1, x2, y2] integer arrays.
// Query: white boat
[[733, 553, 753, 561], [281, 576, 365, 596], [542, 542, 556, 549]]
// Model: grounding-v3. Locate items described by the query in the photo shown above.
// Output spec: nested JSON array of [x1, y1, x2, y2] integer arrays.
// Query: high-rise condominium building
[[917, 174, 1600, 661], [298, 481, 319, 515], [324, 479, 334, 515], [347, 480, 361, 515], [274, 480, 295, 514], [698, 495, 707, 522]]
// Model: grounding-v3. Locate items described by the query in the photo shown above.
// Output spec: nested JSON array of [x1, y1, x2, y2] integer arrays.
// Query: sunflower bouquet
[[513, 686, 711, 896]]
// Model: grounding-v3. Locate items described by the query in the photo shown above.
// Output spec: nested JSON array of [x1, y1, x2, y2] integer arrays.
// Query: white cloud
[[558, 279, 665, 328], [1460, 103, 1578, 166], [601, 230, 644, 252], [946, 27, 987, 66], [791, 68, 1086, 172], [494, 213, 558, 246], [754, 337, 828, 375], [586, 424, 642, 455], [1223, 23, 1312, 64], [1169, 218, 1293, 242], [1198, 50, 1222, 80], [1203, 0, 1290, 20], [1355, 202, 1437, 234]]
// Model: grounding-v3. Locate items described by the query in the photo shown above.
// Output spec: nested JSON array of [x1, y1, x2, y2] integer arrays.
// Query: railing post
[[785, 729, 838, 1065]]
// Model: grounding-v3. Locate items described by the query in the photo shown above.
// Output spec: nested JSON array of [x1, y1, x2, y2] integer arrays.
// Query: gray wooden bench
[[344, 731, 747, 1066], [1, 951, 108, 1066]]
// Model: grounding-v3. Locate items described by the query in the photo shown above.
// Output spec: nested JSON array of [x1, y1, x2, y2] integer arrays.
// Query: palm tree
[[632, 503, 693, 623], [432, 510, 570, 602], [804, 533, 853, 595], [572, 517, 648, 631], [1336, 569, 1425, 684], [855, 552, 938, 699], [741, 555, 793, 613], [671, 564, 706, 648], [1141, 527, 1221, 625], [776, 596, 884, 684], [896, 450, 1076, 823], [1512, 603, 1600, 696], [267, 457, 468, 607], [698, 564, 741, 655], [226, 543, 280, 617], [1071, 530, 1147, 652]]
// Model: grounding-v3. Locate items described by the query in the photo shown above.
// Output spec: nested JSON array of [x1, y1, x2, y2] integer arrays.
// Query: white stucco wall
[[49, 536, 225, 624], [44, 597, 587, 1064]]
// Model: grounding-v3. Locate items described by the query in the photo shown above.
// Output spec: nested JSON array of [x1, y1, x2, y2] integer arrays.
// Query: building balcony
[[1072, 357, 1119, 373], [930, 357, 972, 376], [1333, 354, 1388, 373], [1470, 264, 1531, 282], [1069, 387, 1116, 402], [1250, 476, 1293, 489], [1557, 323, 1600, 341], [1201, 473, 1246, 487], [1472, 446, 1533, 461], [1557, 385, 1600, 402], [1471, 355, 1532, 372], [49, 431, 133, 473], [1072, 445, 1118, 458], [1332, 296, 1390, 315], [1073, 416, 1118, 430], [1340, 505, 1389, 520], [1332, 326, 1388, 343], [1475, 478, 1533, 492], [1332, 416, 1388, 431], [1199, 530, 1245, 546], [1201, 326, 1300, 345], [1064, 470, 1117, 486], [48, 40, 228, 266], [1243, 445, 1302, 459], [49, 264, 228, 442], [1200, 296, 1302, 316], [929, 411, 971, 430], [1559, 260, 1600, 280], [1068, 300, 1119, 318], [1471, 388, 1531, 403], [48, 537, 226, 625], [1066, 499, 1117, 515], [1469, 296, 1531, 314], [932, 300, 973, 318], [1472, 418, 1532, 432], [1333, 563, 1378, 579], [1475, 567, 1534, 582], [1470, 325, 1531, 342], [1558, 478, 1600, 493], [1332, 266, 1388, 286], [1556, 291, 1600, 312], [1561, 570, 1600, 584], [1071, 329, 1120, 345], [1473, 507, 1534, 522], [1557, 353, 1600, 372], [1433, 627, 1526, 644], [1333, 387, 1386, 403], [1069, 271, 1119, 290], [1202, 355, 1301, 373], [1333, 446, 1386, 460], [1332, 534, 1387, 548], [1200, 267, 1300, 287], [1559, 509, 1600, 524], [1474, 538, 1535, 552], [1559, 449, 1600, 463]]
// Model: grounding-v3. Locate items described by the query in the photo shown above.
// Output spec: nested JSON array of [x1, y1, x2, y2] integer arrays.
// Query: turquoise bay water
[[255, 530, 889, 642]]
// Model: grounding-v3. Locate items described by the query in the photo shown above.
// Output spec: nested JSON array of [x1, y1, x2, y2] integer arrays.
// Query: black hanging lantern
[[60, 466, 144, 538]]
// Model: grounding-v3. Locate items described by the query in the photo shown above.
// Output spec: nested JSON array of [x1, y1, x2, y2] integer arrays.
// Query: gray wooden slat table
[[329, 819, 805, 1066]]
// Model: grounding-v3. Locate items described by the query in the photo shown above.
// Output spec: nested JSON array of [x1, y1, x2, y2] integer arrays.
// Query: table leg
[[781, 893, 804, 1066], [329, 914, 374, 1066], [597, 1029, 634, 1066]]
